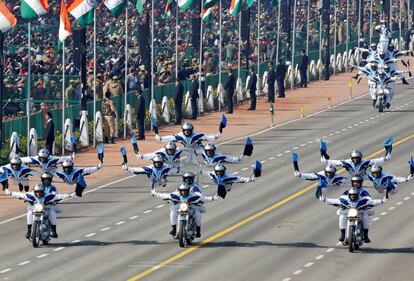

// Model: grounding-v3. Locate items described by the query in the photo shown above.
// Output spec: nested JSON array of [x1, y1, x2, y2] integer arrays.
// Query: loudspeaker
[[191, 17, 201, 49], [241, 10, 249, 42]]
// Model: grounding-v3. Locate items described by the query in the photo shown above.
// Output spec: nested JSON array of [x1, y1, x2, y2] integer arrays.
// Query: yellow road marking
[[127, 133, 414, 281]]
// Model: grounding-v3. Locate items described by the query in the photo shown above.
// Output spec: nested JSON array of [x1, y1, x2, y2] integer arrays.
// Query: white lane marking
[[129, 216, 139, 220], [241, 168, 249, 171], [359, 121, 364, 124], [85, 233, 96, 238], [300, 144, 306, 147], [277, 153, 283, 157], [71, 239, 82, 244], [268, 157, 275, 160], [376, 115, 381, 117], [322, 136, 328, 139], [285, 150, 291, 153], [54, 247, 65, 252], [326, 248, 335, 253], [262, 160, 268, 163], [380, 212, 387, 216], [315, 255, 324, 260], [282, 278, 292, 281], [156, 204, 165, 209], [292, 147, 299, 150], [329, 133, 335, 136], [364, 119, 370, 122], [388, 206, 396, 211], [348, 126, 353, 129], [397, 201, 403, 205], [115, 221, 125, 225], [307, 140, 314, 144], [335, 131, 341, 134], [143, 210, 152, 214], [304, 262, 314, 268], [372, 217, 380, 221], [0, 268, 12, 274], [100, 227, 111, 231], [293, 270, 303, 275], [341, 128, 347, 131], [18, 261, 31, 266], [404, 197, 410, 201], [204, 185, 210, 188], [36, 254, 48, 259], [370, 117, 375, 120], [353, 123, 359, 126], [411, 192, 414, 196]]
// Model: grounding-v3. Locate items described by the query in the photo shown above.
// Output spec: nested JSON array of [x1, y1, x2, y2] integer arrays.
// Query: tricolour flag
[[316, 0, 323, 13], [136, 0, 145, 14], [229, 0, 241, 16], [104, 0, 126, 18], [201, 5, 215, 22], [0, 1, 17, 33], [67, 0, 96, 27], [245, 0, 255, 8], [20, 0, 48, 20], [178, 0, 195, 11], [204, 0, 217, 9], [58, 0, 72, 46], [163, 0, 174, 19]]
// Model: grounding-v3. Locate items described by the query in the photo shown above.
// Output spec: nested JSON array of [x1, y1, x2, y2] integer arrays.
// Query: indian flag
[[0, 1, 17, 33], [20, 0, 48, 20], [67, 0, 96, 27], [201, 6, 215, 23], [104, 0, 126, 17], [163, 0, 174, 19], [136, 0, 145, 14], [203, 0, 216, 9], [178, 0, 195, 11], [245, 0, 254, 8], [229, 0, 241, 16], [59, 0, 72, 46]]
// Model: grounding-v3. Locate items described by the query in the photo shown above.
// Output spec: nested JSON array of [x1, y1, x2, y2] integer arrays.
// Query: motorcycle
[[344, 206, 365, 252], [31, 202, 51, 248], [373, 82, 391, 112], [176, 202, 197, 247]]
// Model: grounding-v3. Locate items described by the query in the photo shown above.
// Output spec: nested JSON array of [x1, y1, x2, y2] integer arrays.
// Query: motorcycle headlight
[[347, 208, 358, 218], [179, 203, 188, 212], [33, 203, 44, 214], [377, 89, 384, 94]]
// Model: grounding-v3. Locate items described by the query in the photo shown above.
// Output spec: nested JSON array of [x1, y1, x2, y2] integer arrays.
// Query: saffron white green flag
[[229, 0, 241, 16], [20, 0, 49, 20], [178, 0, 195, 11], [58, 0, 72, 46], [104, 0, 126, 17], [245, 0, 254, 8], [0, 1, 17, 33], [163, 0, 174, 19], [67, 0, 96, 27], [136, 0, 145, 14], [201, 7, 212, 22]]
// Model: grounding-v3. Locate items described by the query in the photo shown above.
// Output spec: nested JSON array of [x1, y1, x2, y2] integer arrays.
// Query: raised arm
[[295, 171, 319, 180], [82, 165, 101, 176]]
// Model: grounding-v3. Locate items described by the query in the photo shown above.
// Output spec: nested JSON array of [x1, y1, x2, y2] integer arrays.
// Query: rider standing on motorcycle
[[151, 184, 219, 237], [155, 123, 221, 164], [198, 144, 244, 167], [320, 186, 386, 243], [0, 156, 40, 192], [123, 155, 173, 188], [136, 142, 184, 174], [182, 172, 202, 193], [22, 149, 75, 173], [55, 159, 102, 187], [375, 19, 392, 52], [368, 164, 412, 195], [322, 150, 390, 178], [4, 184, 75, 239]]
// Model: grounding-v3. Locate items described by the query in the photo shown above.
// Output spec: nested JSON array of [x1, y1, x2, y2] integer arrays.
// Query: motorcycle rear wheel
[[32, 221, 40, 248]]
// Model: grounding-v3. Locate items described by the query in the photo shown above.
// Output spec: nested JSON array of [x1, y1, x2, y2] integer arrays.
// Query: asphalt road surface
[[1, 84, 414, 281]]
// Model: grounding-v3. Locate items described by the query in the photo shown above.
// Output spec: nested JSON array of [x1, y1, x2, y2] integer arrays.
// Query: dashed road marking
[[354, 123, 359, 126], [277, 153, 283, 157], [335, 131, 341, 134], [54, 247, 65, 252], [292, 147, 299, 150], [315, 255, 324, 260], [262, 160, 268, 163], [233, 171, 240, 175], [18, 261, 31, 266], [388, 206, 396, 211], [152, 265, 161, 270], [85, 233, 96, 238], [36, 254, 48, 259], [100, 227, 111, 231], [293, 269, 303, 275], [329, 133, 335, 136], [341, 128, 347, 131], [304, 262, 314, 268], [71, 239, 82, 244], [307, 140, 314, 144], [380, 212, 387, 216], [372, 217, 380, 221], [397, 201, 403, 205], [115, 221, 125, 225], [156, 204, 165, 209], [268, 157, 275, 160], [300, 144, 306, 147], [285, 150, 291, 153], [129, 216, 139, 220], [282, 278, 292, 281], [364, 119, 370, 122], [348, 126, 353, 129], [143, 210, 152, 214], [204, 185, 210, 188], [404, 196, 410, 201], [241, 168, 249, 171], [326, 248, 335, 253], [0, 268, 12, 274]]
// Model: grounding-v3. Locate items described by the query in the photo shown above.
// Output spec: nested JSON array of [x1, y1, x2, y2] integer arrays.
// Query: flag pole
[[218, 0, 222, 111], [27, 22, 31, 156], [198, 0, 204, 116], [0, 32, 4, 147], [124, 2, 128, 138], [93, 8, 96, 146], [333, 1, 337, 75], [319, 14, 322, 64], [62, 40, 65, 156], [399, 0, 402, 46], [306, 0, 310, 55], [291, 0, 297, 89], [358, 0, 361, 43], [369, 0, 373, 45], [346, 0, 349, 71], [175, 3, 178, 80], [257, 0, 260, 93], [237, 9, 241, 85], [151, 0, 154, 102], [276, 1, 281, 62]]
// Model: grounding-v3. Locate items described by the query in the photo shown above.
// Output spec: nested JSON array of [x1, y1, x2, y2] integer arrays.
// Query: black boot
[[104, 136, 109, 144], [111, 137, 116, 144], [19, 184, 23, 192], [372, 100, 376, 108], [363, 229, 371, 243], [24, 186, 29, 192], [196, 226, 201, 238], [26, 225, 32, 239], [339, 229, 345, 242], [51, 225, 58, 238], [169, 225, 176, 236]]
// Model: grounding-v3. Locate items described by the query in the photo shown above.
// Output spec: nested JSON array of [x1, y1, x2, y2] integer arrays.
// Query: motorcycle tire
[[32, 221, 40, 248], [178, 222, 185, 248], [42, 239, 49, 245], [186, 238, 192, 245], [348, 225, 355, 253], [378, 97, 384, 112]]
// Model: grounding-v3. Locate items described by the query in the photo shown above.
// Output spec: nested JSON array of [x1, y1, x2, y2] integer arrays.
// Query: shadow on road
[[49, 239, 169, 247], [360, 247, 414, 254], [198, 240, 330, 249]]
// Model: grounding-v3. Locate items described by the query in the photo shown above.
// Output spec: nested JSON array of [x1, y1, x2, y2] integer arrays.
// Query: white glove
[[4, 189, 11, 196], [250, 176, 256, 182], [382, 197, 388, 203], [151, 189, 157, 197], [321, 156, 327, 163], [155, 134, 161, 141], [294, 171, 301, 177], [215, 132, 222, 139], [136, 152, 143, 159], [213, 194, 220, 201], [69, 192, 76, 199], [237, 156, 243, 161], [406, 174, 413, 182], [72, 152, 76, 160], [385, 154, 392, 161], [97, 162, 103, 169], [319, 194, 326, 202], [122, 164, 128, 171]]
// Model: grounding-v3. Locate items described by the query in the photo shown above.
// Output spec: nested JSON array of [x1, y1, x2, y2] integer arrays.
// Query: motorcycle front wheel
[[32, 221, 41, 248], [378, 96, 384, 112], [348, 225, 355, 253], [178, 222, 185, 248]]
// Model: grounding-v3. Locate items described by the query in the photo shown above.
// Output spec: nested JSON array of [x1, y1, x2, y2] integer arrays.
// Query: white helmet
[[370, 164, 382, 174], [182, 123, 194, 136], [214, 163, 226, 175], [62, 159, 74, 173], [38, 149, 50, 163], [10, 155, 22, 166], [165, 142, 177, 155], [33, 183, 45, 193], [152, 155, 164, 168]]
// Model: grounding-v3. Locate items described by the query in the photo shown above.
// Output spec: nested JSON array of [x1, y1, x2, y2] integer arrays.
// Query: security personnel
[[102, 91, 117, 144]]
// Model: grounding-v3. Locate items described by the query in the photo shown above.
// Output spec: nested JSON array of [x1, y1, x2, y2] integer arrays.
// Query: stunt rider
[[0, 155, 40, 192], [199, 144, 243, 166], [151, 184, 218, 238], [368, 164, 412, 195], [136, 142, 184, 174], [22, 148, 75, 173]]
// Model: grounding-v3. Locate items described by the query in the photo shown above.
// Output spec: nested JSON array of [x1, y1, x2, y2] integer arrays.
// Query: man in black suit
[[135, 87, 146, 140], [224, 67, 235, 114], [247, 67, 257, 110], [299, 49, 309, 88], [189, 74, 199, 119], [275, 58, 288, 98], [174, 77, 184, 124], [267, 62, 276, 103], [44, 111, 55, 155]]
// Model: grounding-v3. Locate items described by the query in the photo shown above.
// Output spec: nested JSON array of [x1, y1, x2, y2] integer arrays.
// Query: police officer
[[102, 91, 117, 144]]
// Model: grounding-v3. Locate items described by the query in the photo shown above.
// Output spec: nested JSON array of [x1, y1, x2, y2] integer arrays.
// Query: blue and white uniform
[[367, 172, 411, 194], [296, 171, 350, 189], [375, 24, 392, 52], [126, 164, 173, 188], [322, 157, 387, 178], [55, 166, 100, 191], [0, 164, 40, 189], [199, 151, 242, 167], [137, 148, 184, 173], [201, 170, 253, 191], [22, 155, 74, 173]]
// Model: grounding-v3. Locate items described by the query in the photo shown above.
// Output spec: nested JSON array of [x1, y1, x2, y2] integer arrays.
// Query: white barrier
[[114, 111, 119, 138], [206, 86, 214, 109], [310, 60, 316, 79], [336, 53, 342, 72], [10, 132, 19, 158], [262, 71, 268, 94], [295, 64, 300, 84], [236, 78, 243, 103], [245, 75, 251, 98], [28, 128, 38, 156], [198, 88, 204, 114], [184, 91, 192, 116], [126, 104, 132, 133], [342, 52, 348, 69], [79, 111, 89, 147], [149, 99, 157, 120], [217, 83, 224, 108], [161, 96, 170, 123], [317, 59, 323, 79], [64, 118, 74, 151], [95, 112, 103, 143]]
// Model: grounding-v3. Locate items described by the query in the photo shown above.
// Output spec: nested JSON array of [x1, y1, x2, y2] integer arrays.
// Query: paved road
[[1, 84, 414, 281]]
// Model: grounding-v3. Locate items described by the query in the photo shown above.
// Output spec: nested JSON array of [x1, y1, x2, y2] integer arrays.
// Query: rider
[[4, 184, 75, 239], [136, 142, 184, 174], [22, 148, 75, 173], [375, 19, 392, 52], [182, 172, 202, 193], [320, 186, 386, 243], [322, 150, 390, 178], [155, 123, 221, 163], [367, 164, 412, 195], [123, 155, 173, 188], [151, 184, 219, 238], [55, 159, 102, 187], [200, 163, 255, 192], [0, 155, 40, 191], [199, 143, 243, 166]]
